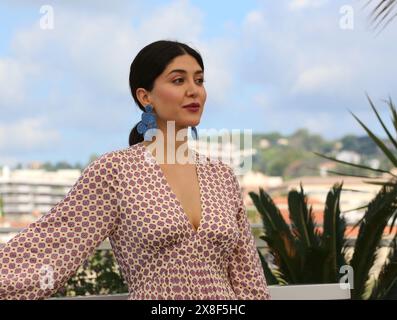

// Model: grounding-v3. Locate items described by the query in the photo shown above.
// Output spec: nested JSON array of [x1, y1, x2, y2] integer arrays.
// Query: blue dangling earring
[[137, 104, 157, 141], [191, 126, 198, 140]]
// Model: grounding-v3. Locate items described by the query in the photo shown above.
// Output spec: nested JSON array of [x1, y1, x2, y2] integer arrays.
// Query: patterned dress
[[0, 142, 270, 300]]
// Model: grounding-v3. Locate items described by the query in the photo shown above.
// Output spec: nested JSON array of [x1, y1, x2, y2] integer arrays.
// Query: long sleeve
[[0, 153, 122, 300], [226, 166, 271, 300]]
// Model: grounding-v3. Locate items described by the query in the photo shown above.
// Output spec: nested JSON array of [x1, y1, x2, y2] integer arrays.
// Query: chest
[[113, 156, 241, 254], [158, 164, 202, 231]]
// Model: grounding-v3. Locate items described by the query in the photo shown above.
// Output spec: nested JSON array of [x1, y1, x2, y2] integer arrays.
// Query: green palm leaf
[[349, 180, 397, 299], [370, 235, 397, 299], [257, 248, 280, 285], [250, 188, 301, 283], [312, 151, 394, 177], [313, 95, 397, 189], [365, 93, 397, 151], [324, 169, 381, 179], [322, 183, 347, 282], [364, 0, 397, 34], [362, 180, 397, 186], [383, 96, 397, 133], [288, 184, 327, 283], [348, 108, 397, 168], [288, 183, 320, 250]]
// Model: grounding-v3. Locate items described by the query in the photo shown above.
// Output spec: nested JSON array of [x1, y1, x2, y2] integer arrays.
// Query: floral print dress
[[0, 142, 270, 300]]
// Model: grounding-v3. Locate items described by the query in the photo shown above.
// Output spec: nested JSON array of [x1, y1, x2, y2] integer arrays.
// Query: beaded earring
[[137, 104, 157, 141]]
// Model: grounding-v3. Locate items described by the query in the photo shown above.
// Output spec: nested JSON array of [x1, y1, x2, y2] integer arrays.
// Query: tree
[[251, 182, 397, 299]]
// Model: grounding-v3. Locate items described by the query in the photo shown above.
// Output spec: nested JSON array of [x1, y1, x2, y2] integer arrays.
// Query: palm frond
[[382, 96, 397, 135], [322, 183, 347, 282], [365, 93, 397, 151], [362, 180, 397, 186], [363, 0, 397, 34], [342, 204, 369, 214], [250, 189, 301, 283], [389, 214, 397, 234], [288, 183, 321, 250], [349, 181, 397, 299], [324, 169, 381, 179], [312, 151, 395, 177], [314, 95, 397, 190], [339, 188, 370, 193], [257, 248, 281, 285], [369, 235, 397, 299], [348, 108, 397, 168], [287, 184, 328, 283]]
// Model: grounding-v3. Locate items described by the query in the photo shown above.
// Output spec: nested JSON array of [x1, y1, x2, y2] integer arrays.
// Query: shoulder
[[195, 150, 238, 186], [83, 145, 133, 175], [211, 158, 242, 195]]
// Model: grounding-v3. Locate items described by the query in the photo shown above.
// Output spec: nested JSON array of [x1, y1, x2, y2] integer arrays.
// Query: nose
[[186, 79, 199, 96]]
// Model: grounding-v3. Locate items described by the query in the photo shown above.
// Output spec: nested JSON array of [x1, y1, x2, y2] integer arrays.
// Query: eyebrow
[[167, 69, 204, 76]]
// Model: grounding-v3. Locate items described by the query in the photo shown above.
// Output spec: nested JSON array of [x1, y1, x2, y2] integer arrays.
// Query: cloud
[[239, 2, 397, 98], [253, 92, 270, 109], [10, 11, 138, 97], [1, 0, 397, 166], [136, 0, 204, 41], [288, 0, 329, 10], [0, 0, 241, 165], [0, 117, 61, 152], [0, 58, 39, 108], [194, 37, 237, 106], [10, 0, 236, 97], [244, 10, 266, 27], [292, 65, 352, 94], [6, 0, 237, 112]]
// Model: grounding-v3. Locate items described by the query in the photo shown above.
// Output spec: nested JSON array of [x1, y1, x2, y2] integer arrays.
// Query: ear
[[136, 88, 152, 107]]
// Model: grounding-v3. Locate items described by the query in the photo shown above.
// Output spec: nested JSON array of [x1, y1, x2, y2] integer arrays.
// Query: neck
[[141, 129, 193, 165]]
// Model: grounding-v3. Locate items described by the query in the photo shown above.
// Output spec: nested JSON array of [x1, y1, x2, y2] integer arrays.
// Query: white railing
[[50, 284, 351, 300]]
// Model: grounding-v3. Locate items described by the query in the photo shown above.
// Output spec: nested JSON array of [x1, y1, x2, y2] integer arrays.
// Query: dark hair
[[128, 39, 204, 146]]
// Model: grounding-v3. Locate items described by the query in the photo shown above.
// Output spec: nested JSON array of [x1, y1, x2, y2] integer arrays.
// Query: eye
[[172, 78, 206, 85], [173, 78, 184, 84]]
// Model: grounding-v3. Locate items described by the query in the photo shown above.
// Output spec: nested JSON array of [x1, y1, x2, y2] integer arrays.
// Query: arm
[[0, 153, 121, 300], [226, 165, 271, 300]]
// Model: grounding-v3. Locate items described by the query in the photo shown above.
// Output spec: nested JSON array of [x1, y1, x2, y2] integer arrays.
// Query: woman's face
[[138, 54, 206, 136]]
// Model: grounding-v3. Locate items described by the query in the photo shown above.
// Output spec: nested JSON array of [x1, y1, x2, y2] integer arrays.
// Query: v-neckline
[[138, 142, 204, 235]]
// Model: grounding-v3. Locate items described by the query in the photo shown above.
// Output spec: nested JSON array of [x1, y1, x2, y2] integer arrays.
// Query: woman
[[0, 40, 270, 300]]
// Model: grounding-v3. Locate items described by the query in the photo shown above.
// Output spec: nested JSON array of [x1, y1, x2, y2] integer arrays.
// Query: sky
[[0, 0, 396, 167]]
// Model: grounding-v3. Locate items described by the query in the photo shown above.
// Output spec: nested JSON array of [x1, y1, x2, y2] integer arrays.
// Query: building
[[190, 138, 256, 175], [268, 175, 387, 226], [240, 170, 283, 207], [0, 165, 81, 223], [336, 150, 361, 164]]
